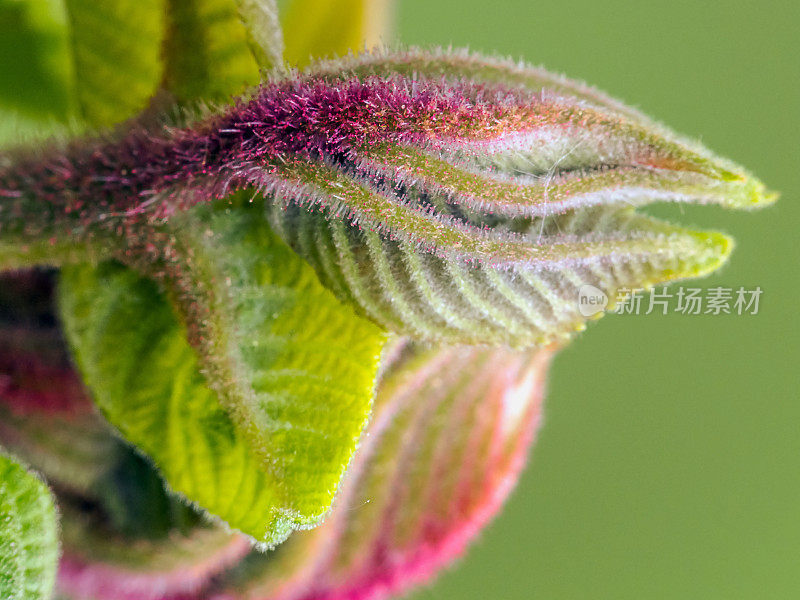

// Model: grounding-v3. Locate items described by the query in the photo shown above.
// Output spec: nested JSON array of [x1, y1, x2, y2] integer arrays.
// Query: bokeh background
[[397, 1, 800, 598]]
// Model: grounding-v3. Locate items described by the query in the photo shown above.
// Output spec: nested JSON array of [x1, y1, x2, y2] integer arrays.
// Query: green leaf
[[0, 0, 283, 135], [0, 0, 77, 145], [58, 194, 386, 545], [62, 0, 167, 126], [0, 313, 249, 598], [0, 0, 167, 134], [0, 452, 59, 600], [162, 0, 281, 103], [163, 0, 259, 103], [0, 0, 74, 122], [217, 341, 553, 600], [280, 0, 392, 67]]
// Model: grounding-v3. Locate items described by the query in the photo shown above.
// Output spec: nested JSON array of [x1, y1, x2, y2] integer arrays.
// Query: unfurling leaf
[[212, 341, 552, 600], [58, 193, 387, 545], [0, 452, 59, 600], [0, 50, 773, 343]]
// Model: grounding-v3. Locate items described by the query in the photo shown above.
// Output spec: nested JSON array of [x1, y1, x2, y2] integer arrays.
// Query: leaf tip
[[669, 229, 735, 281]]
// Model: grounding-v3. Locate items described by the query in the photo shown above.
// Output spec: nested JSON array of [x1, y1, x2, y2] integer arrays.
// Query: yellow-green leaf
[[58, 195, 386, 545], [0, 452, 59, 600], [280, 0, 392, 67]]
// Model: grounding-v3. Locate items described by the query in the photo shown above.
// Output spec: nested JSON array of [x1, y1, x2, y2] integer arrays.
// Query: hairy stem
[[0, 75, 521, 268]]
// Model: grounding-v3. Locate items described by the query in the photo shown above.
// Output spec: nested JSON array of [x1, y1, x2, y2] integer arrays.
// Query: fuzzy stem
[[0, 125, 219, 268], [0, 76, 514, 270]]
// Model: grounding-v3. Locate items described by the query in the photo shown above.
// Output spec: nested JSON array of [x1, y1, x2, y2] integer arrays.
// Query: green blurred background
[[398, 1, 800, 598]]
